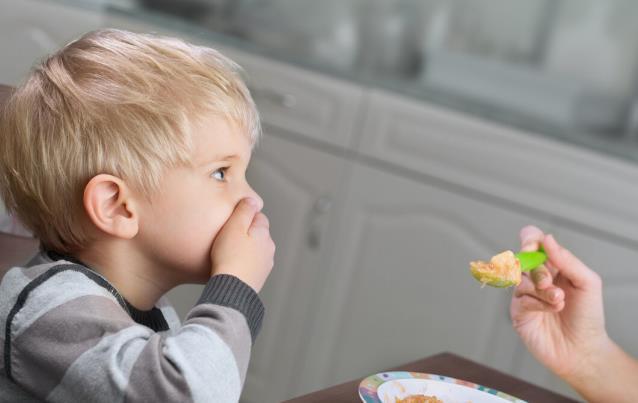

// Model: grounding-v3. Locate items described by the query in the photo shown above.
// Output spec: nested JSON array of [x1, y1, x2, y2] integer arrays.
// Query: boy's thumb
[[229, 198, 259, 232]]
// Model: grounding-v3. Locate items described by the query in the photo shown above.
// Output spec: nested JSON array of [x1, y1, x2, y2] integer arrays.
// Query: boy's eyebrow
[[198, 154, 239, 167]]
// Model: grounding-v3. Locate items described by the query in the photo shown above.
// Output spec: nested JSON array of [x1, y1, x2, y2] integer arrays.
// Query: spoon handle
[[515, 250, 547, 272]]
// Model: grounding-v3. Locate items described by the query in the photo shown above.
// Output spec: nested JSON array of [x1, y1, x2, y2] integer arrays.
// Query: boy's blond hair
[[0, 28, 260, 254]]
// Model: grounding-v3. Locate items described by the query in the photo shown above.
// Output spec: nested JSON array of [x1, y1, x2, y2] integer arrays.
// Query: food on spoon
[[469, 250, 521, 288], [395, 395, 443, 403]]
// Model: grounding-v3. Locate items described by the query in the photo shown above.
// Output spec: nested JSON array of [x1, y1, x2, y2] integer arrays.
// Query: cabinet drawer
[[217, 46, 365, 149], [358, 89, 638, 245], [104, 12, 365, 149], [0, 0, 104, 85]]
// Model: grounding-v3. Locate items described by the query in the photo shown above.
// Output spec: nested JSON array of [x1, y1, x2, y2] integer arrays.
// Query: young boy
[[0, 29, 275, 402]]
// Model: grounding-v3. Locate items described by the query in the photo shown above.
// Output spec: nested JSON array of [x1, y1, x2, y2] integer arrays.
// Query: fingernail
[[531, 270, 547, 284], [245, 198, 258, 207], [549, 289, 559, 300], [520, 226, 538, 240]]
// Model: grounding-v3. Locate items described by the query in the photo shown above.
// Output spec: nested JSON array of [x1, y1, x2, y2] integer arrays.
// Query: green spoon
[[515, 250, 547, 272]]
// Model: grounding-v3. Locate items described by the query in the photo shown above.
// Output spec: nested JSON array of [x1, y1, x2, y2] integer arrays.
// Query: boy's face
[[136, 115, 262, 284]]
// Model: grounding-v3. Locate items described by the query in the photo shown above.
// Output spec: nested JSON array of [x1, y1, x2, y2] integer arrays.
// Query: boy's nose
[[244, 188, 264, 212]]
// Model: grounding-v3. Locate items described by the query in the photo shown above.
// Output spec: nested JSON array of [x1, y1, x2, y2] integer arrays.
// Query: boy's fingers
[[230, 198, 259, 232], [519, 225, 544, 252], [251, 212, 270, 230], [543, 234, 599, 290], [248, 213, 271, 237]]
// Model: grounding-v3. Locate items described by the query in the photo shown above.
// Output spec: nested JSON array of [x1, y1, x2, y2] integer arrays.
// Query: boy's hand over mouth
[[210, 198, 275, 292]]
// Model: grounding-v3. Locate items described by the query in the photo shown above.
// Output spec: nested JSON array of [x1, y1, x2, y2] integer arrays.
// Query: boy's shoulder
[[1, 251, 125, 303], [0, 253, 132, 343], [0, 252, 180, 341]]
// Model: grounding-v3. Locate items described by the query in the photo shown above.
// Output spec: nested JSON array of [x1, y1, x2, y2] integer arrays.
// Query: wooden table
[[283, 352, 579, 402]]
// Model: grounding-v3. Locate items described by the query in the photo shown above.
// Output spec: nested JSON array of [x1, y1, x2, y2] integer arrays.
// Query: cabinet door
[[357, 89, 638, 245], [0, 0, 103, 85], [243, 131, 352, 403], [103, 11, 365, 150], [296, 161, 552, 395], [511, 225, 638, 400], [169, 131, 352, 403]]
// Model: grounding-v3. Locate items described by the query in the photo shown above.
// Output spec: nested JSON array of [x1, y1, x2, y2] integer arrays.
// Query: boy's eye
[[211, 168, 227, 181]]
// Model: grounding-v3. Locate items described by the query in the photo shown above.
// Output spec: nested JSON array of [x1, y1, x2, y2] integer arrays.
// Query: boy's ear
[[83, 174, 139, 239]]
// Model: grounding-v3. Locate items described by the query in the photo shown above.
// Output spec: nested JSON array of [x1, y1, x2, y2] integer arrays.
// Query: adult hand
[[510, 225, 608, 379]]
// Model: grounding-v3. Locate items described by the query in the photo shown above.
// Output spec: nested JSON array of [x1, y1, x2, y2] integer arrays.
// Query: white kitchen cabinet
[[240, 131, 354, 403], [294, 160, 553, 396], [0, 0, 104, 85], [103, 11, 366, 150], [220, 48, 365, 150], [356, 89, 638, 246]]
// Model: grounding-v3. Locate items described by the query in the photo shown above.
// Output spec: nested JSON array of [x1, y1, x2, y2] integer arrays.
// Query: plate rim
[[358, 371, 528, 403]]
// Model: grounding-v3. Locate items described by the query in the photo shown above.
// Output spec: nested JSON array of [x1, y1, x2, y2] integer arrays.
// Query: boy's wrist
[[211, 266, 264, 293], [197, 274, 265, 342]]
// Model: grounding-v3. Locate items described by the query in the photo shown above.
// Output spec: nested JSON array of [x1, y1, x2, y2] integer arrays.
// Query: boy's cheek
[[203, 199, 238, 238], [207, 212, 232, 240]]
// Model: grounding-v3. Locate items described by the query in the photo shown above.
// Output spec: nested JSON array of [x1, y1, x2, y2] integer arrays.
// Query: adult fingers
[[515, 275, 565, 305], [543, 234, 601, 290], [515, 294, 565, 313], [519, 226, 559, 288], [529, 264, 554, 290], [519, 225, 545, 252]]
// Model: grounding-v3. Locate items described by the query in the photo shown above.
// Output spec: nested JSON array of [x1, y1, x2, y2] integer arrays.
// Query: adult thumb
[[543, 234, 596, 290]]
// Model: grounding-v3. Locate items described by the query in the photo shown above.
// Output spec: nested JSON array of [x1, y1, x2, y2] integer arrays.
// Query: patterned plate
[[359, 371, 527, 403]]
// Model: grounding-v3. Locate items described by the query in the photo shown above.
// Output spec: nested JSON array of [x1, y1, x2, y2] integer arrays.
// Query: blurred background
[[2, 0, 638, 402]]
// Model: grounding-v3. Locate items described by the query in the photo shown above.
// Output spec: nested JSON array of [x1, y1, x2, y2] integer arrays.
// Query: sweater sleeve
[[3, 267, 264, 403]]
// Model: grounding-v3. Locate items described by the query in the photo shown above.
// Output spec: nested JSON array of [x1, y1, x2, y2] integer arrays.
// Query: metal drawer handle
[[248, 85, 297, 109], [306, 196, 333, 250]]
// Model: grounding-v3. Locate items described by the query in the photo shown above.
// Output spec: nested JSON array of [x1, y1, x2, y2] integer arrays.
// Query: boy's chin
[[177, 258, 213, 284], [173, 266, 210, 285], [193, 276, 210, 285]]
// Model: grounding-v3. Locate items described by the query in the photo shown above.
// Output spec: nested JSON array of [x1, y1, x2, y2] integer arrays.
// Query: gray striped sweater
[[0, 251, 264, 402]]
